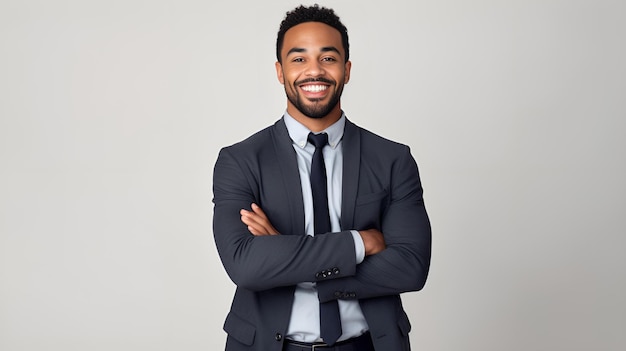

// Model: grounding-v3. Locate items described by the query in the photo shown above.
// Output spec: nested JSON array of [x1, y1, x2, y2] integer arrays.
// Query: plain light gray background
[[1, 0, 624, 350]]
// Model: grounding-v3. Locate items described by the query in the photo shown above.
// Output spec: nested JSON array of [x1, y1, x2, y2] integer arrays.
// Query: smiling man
[[212, 5, 431, 351], [277, 20, 350, 124]]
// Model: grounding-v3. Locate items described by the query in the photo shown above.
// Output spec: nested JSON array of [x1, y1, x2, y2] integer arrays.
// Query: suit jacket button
[[334, 291, 342, 298], [275, 333, 282, 341], [315, 272, 322, 279], [333, 267, 340, 275]]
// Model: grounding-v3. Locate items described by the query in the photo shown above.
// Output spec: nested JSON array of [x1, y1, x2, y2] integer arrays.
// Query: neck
[[286, 103, 343, 133]]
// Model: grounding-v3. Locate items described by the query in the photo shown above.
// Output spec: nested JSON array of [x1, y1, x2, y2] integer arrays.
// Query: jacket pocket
[[223, 311, 256, 346], [356, 189, 388, 205]]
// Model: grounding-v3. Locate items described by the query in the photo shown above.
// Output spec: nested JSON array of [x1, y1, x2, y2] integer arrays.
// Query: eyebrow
[[286, 46, 341, 56]]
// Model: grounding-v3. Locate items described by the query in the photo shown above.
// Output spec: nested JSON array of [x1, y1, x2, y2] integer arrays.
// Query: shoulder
[[220, 118, 287, 155], [347, 119, 411, 156]]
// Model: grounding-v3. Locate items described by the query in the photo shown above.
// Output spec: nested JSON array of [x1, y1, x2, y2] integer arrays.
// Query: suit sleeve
[[212, 147, 358, 291], [317, 146, 432, 302]]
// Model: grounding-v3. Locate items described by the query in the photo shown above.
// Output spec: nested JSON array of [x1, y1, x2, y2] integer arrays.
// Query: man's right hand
[[359, 229, 386, 256]]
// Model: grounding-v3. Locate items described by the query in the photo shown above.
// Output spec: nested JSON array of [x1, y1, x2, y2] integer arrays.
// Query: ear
[[275, 61, 284, 84], [344, 60, 352, 84]]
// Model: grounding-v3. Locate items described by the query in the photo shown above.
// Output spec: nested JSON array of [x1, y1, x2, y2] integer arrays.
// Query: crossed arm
[[213, 145, 430, 298], [240, 203, 386, 256]]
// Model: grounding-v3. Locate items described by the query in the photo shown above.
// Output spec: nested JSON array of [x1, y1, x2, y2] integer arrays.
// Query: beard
[[285, 77, 344, 119]]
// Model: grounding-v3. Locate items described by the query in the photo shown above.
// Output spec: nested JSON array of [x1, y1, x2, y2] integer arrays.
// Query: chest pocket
[[353, 189, 388, 230]]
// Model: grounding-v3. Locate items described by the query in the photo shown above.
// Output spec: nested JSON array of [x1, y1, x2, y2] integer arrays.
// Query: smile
[[300, 85, 329, 93]]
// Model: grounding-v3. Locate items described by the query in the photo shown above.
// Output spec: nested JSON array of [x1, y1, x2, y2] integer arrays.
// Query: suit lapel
[[271, 118, 306, 235], [341, 119, 360, 230]]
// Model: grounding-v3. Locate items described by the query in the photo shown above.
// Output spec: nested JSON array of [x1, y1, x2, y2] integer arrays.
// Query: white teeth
[[301, 85, 328, 93]]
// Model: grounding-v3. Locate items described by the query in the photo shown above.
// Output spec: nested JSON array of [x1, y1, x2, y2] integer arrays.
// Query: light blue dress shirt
[[283, 112, 368, 343]]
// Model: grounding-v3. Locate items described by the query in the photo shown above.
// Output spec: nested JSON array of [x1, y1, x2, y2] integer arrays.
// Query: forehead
[[282, 21, 343, 54]]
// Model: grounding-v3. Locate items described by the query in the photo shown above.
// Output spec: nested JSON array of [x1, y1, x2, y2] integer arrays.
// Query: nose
[[305, 60, 325, 77]]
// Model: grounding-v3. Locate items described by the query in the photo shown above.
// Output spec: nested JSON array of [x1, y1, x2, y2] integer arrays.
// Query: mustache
[[295, 77, 334, 86]]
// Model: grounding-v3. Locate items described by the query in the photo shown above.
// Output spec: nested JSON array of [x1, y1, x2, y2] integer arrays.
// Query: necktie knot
[[308, 132, 328, 149]]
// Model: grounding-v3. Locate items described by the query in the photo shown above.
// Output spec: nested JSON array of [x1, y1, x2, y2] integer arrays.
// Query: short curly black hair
[[276, 4, 349, 63]]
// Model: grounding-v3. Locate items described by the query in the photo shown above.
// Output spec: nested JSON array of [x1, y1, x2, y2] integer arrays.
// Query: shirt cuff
[[350, 230, 365, 264]]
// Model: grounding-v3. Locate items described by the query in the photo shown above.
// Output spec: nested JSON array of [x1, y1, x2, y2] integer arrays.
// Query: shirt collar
[[283, 111, 346, 149]]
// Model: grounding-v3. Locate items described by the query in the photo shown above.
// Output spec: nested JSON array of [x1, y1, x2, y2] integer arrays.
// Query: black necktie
[[308, 132, 342, 345]]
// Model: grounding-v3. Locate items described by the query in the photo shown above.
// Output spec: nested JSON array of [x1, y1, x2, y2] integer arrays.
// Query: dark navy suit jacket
[[212, 117, 431, 351]]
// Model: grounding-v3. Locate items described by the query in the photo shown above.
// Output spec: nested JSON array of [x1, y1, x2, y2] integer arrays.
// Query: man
[[213, 5, 431, 351]]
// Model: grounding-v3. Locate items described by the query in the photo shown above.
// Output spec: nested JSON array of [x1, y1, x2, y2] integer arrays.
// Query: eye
[[292, 57, 305, 63], [321, 57, 337, 62]]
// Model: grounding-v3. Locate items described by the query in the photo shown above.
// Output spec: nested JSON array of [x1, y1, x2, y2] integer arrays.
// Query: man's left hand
[[240, 203, 280, 236]]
